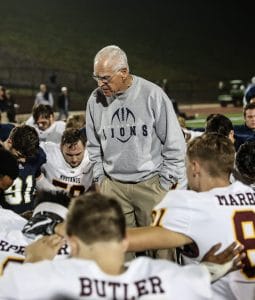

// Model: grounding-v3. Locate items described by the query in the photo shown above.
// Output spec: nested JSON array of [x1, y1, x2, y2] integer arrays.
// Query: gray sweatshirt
[[86, 75, 187, 190]]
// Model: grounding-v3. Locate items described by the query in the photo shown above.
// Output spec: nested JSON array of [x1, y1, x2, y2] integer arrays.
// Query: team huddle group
[[0, 45, 254, 300]]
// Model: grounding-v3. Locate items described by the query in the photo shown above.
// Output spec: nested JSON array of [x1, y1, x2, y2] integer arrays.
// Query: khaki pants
[[101, 176, 173, 260], [101, 175, 167, 228]]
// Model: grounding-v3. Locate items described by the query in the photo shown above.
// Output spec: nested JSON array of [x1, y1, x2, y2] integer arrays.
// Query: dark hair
[[0, 147, 19, 180], [32, 104, 54, 122], [66, 193, 126, 244], [206, 113, 217, 123], [235, 141, 255, 184], [61, 128, 86, 147], [244, 103, 255, 116], [246, 86, 255, 103], [9, 125, 39, 159], [187, 133, 235, 177], [34, 190, 71, 209], [205, 114, 233, 137]]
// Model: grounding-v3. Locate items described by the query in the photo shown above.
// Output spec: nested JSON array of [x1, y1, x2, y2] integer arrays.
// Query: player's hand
[[201, 242, 246, 282], [54, 222, 66, 238], [25, 234, 65, 263], [202, 242, 245, 270]]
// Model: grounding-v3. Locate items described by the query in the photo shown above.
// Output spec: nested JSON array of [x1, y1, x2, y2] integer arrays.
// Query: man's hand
[[25, 235, 65, 263], [54, 222, 66, 238], [202, 242, 245, 270], [201, 242, 246, 282]]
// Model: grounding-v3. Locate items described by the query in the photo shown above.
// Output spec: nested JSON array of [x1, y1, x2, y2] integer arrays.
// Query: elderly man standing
[[86, 45, 186, 233]]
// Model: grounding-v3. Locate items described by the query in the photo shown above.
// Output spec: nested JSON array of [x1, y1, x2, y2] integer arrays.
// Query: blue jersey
[[0, 123, 15, 141], [0, 147, 46, 214], [234, 124, 255, 150]]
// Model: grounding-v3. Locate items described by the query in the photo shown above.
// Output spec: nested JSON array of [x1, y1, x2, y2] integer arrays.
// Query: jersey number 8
[[233, 210, 255, 279]]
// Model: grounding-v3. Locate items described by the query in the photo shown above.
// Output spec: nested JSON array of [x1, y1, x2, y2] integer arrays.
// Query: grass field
[[186, 112, 243, 128]]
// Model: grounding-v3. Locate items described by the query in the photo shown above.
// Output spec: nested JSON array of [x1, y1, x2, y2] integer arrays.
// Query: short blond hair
[[66, 193, 126, 244], [187, 133, 235, 177]]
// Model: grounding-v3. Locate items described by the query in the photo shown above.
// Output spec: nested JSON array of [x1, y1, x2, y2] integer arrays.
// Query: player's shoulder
[[0, 123, 15, 141], [55, 120, 66, 130], [80, 149, 93, 171], [36, 146, 47, 164], [25, 116, 34, 126], [0, 208, 27, 230], [210, 180, 253, 195], [44, 257, 95, 274], [40, 142, 61, 163], [24, 146, 46, 168], [127, 256, 193, 281], [40, 141, 59, 152], [130, 256, 177, 270], [157, 189, 198, 209], [49, 121, 65, 135]]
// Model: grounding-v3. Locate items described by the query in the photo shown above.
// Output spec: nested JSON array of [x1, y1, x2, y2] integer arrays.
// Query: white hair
[[94, 45, 129, 72]]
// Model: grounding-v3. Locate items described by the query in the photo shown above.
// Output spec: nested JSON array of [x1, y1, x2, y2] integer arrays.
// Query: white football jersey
[[37, 121, 66, 143], [152, 181, 255, 300], [0, 256, 212, 300], [25, 115, 34, 126], [0, 208, 31, 274], [25, 118, 66, 143], [0, 208, 70, 275], [41, 142, 93, 196]]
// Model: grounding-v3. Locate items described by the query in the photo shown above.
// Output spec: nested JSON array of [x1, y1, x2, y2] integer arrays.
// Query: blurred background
[[0, 0, 254, 113]]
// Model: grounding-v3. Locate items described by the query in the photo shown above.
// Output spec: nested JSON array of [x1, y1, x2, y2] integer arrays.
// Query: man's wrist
[[159, 175, 178, 191], [201, 261, 233, 282]]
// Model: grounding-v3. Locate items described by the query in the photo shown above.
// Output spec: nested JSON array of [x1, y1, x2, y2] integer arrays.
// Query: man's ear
[[120, 68, 128, 79], [192, 159, 201, 176], [54, 222, 66, 237], [229, 130, 235, 144], [68, 235, 80, 257], [50, 114, 54, 123], [121, 237, 129, 253]]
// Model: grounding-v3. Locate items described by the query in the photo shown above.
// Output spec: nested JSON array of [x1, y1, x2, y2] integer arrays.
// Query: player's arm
[[35, 146, 59, 191], [36, 174, 62, 192], [127, 226, 193, 252]]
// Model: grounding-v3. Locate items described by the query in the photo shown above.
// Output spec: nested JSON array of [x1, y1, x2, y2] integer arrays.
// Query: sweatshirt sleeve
[[154, 91, 186, 190], [85, 96, 105, 184]]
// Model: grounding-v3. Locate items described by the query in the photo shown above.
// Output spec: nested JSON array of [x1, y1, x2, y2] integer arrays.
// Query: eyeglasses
[[92, 69, 120, 83]]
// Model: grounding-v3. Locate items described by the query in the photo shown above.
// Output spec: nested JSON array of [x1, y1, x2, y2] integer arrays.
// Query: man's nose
[[71, 157, 78, 163], [97, 79, 106, 87]]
